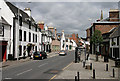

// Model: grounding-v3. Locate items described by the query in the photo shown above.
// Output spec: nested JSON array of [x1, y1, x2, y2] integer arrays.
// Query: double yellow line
[[49, 62, 73, 81]]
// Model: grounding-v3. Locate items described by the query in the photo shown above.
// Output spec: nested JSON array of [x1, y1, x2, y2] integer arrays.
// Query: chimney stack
[[109, 9, 119, 21], [24, 8, 31, 17], [48, 27, 54, 33], [55, 28, 57, 40], [100, 10, 103, 20], [38, 21, 44, 30]]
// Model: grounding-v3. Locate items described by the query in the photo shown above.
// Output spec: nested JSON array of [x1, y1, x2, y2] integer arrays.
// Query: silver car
[[59, 50, 67, 56]]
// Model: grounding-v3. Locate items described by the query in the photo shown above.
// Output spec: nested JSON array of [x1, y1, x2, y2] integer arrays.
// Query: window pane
[[117, 37, 119, 45], [24, 31, 26, 41], [19, 45, 22, 56], [19, 30, 22, 41], [29, 32, 31, 42]]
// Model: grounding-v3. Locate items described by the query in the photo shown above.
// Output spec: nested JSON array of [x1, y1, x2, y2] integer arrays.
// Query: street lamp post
[[17, 6, 20, 61]]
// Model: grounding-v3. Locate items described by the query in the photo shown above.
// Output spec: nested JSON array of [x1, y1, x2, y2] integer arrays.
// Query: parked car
[[33, 51, 47, 60], [59, 50, 67, 56]]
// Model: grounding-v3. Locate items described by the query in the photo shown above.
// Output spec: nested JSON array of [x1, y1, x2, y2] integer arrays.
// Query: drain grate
[[44, 69, 62, 74]]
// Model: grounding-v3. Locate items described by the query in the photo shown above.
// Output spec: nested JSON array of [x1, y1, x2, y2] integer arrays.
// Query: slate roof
[[6, 2, 36, 26], [110, 26, 120, 38]]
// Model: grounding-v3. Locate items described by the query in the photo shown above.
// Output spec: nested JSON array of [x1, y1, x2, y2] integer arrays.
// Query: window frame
[[0, 25, 4, 37]]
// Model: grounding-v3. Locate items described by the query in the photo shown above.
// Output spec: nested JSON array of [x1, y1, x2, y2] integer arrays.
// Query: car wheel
[[41, 57, 44, 60]]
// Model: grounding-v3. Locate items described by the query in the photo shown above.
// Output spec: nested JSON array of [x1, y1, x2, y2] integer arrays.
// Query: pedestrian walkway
[[55, 53, 119, 79]]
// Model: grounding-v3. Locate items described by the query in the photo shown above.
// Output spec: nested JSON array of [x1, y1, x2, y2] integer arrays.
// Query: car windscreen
[[34, 52, 40, 55], [40, 52, 46, 54], [60, 50, 64, 52]]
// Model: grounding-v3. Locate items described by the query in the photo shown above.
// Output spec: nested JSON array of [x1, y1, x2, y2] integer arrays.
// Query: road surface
[[2, 51, 74, 80]]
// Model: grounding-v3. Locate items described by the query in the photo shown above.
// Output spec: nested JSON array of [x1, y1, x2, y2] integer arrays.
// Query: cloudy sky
[[12, 2, 118, 37]]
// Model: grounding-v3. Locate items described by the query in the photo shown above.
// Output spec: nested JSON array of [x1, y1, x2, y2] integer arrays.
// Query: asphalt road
[[2, 51, 75, 80]]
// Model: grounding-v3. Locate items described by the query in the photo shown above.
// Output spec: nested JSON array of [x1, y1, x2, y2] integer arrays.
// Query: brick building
[[51, 28, 60, 51], [69, 33, 79, 46], [88, 9, 120, 57], [86, 28, 90, 41]]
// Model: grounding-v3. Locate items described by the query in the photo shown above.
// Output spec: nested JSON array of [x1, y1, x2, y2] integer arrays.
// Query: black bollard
[[86, 55, 88, 60], [77, 72, 79, 81], [90, 63, 92, 70], [75, 76, 77, 81], [93, 69, 95, 79], [96, 55, 98, 61], [113, 68, 115, 77], [75, 47, 78, 63], [106, 64, 108, 71], [83, 61, 85, 67]]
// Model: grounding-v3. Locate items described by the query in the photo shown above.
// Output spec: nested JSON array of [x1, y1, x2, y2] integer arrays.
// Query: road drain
[[44, 69, 62, 74]]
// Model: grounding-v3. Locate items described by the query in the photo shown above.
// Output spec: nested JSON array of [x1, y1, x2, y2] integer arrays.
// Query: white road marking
[[38, 63, 48, 68], [4, 78, 12, 79], [16, 69, 32, 76], [49, 55, 58, 58]]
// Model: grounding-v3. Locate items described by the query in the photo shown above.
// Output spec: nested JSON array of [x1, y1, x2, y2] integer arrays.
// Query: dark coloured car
[[33, 51, 47, 60]]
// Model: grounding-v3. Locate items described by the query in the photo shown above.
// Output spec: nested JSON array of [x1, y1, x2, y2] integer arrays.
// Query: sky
[[11, 2, 118, 38]]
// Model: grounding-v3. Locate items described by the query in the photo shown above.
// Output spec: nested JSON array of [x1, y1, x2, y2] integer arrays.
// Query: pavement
[[54, 52, 120, 80]]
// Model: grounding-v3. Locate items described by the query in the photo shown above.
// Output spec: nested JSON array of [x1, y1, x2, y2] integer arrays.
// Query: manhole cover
[[44, 69, 62, 74]]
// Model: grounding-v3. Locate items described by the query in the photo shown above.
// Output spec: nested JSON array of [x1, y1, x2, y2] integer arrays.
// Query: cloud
[[12, 2, 118, 37]]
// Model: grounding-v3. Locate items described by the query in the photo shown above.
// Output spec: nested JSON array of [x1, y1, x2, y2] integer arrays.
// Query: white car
[[59, 50, 67, 56]]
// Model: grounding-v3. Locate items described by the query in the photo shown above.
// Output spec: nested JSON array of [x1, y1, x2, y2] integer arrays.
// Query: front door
[[0, 41, 8, 62]]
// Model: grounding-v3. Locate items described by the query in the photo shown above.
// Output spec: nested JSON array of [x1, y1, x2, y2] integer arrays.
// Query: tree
[[90, 30, 103, 61]]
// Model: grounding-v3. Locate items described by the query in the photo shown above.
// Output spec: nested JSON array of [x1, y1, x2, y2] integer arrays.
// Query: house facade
[[0, 1, 42, 61], [60, 31, 77, 51], [39, 23, 53, 52], [60, 30, 66, 50], [51, 28, 60, 51], [0, 17, 11, 61], [110, 26, 120, 60], [89, 9, 120, 57]]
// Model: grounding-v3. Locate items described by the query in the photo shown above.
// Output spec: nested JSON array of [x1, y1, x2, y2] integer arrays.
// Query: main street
[[2, 51, 74, 80]]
